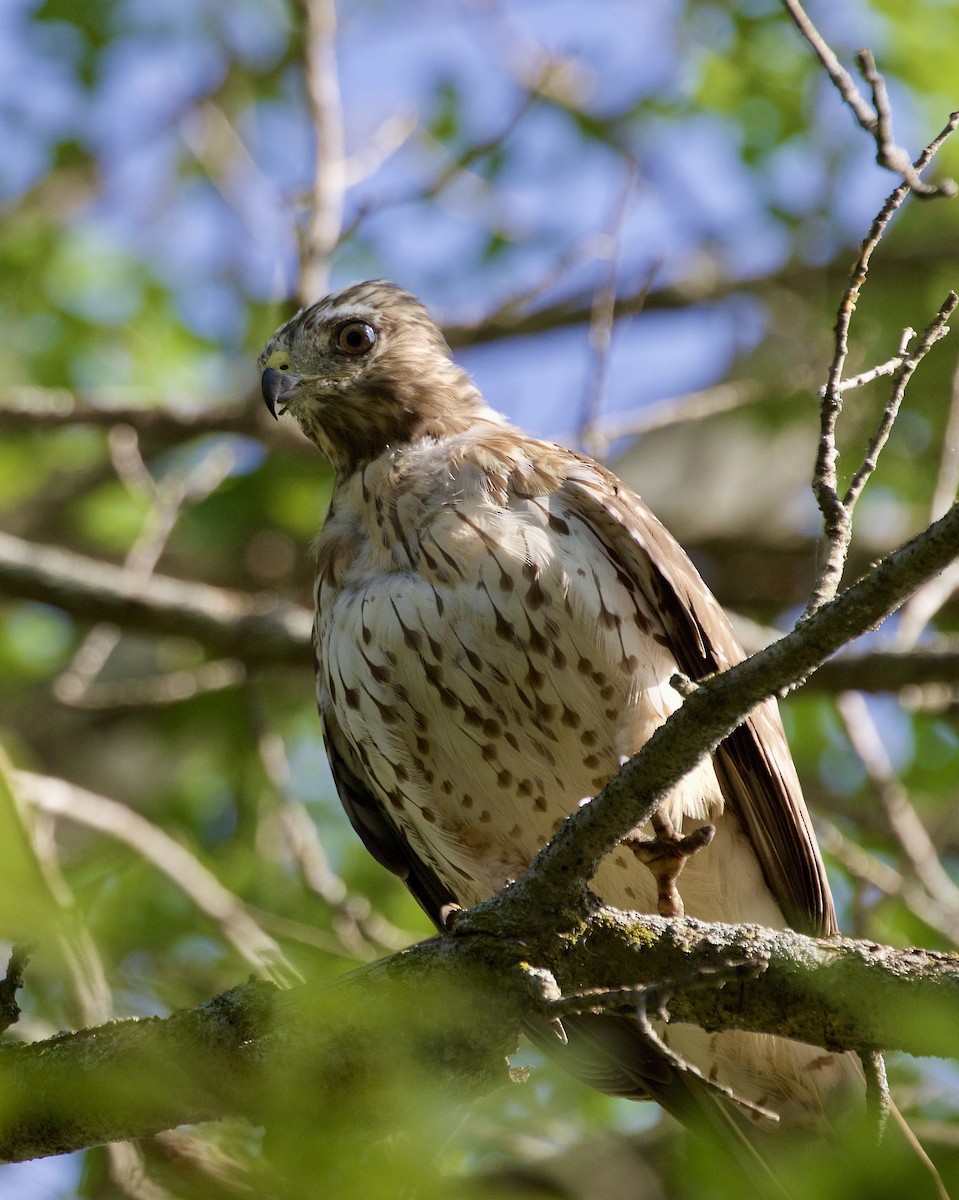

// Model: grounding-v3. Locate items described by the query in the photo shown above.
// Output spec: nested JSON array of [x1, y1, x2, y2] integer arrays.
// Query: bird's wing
[[321, 709, 459, 924], [558, 455, 837, 937]]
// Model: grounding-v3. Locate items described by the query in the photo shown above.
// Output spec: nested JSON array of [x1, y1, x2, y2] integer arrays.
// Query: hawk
[[259, 279, 860, 1132]]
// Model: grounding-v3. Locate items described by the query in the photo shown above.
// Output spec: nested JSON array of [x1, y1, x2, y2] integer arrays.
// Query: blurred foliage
[[1, 0, 959, 1197]]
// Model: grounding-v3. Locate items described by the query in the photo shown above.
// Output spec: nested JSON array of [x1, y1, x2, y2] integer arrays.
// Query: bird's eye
[[334, 321, 376, 355]]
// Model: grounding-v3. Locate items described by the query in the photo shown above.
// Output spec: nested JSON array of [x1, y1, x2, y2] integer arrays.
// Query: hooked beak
[[261, 368, 298, 419]]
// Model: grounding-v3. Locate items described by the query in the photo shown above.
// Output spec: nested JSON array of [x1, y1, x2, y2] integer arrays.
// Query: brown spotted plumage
[[259, 280, 861, 1130]]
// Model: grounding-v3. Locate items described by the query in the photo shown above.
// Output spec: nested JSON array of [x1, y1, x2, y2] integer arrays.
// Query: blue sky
[[2, 0, 903, 436]]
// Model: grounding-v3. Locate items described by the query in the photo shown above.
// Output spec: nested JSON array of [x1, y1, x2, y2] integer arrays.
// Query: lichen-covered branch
[[1, 911, 957, 1164]]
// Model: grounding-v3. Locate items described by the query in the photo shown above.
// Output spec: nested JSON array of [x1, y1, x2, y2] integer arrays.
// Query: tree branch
[[493, 500, 959, 913], [808, 104, 959, 614], [780, 0, 957, 197], [0, 531, 312, 666], [5, 531, 959, 697], [805, 643, 959, 695], [298, 0, 346, 301], [2, 910, 957, 1164]]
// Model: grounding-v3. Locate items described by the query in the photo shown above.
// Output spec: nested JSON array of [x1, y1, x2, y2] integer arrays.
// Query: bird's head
[[258, 280, 493, 475]]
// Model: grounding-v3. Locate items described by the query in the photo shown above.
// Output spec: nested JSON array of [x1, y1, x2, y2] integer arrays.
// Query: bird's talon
[[439, 903, 464, 931], [626, 815, 716, 918]]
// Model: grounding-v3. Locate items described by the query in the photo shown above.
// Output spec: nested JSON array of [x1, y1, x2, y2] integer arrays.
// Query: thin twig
[[17, 771, 301, 987], [837, 692, 959, 937], [838, 335, 914, 393], [929, 354, 959, 523], [181, 99, 288, 243], [580, 162, 640, 460], [340, 89, 539, 245], [552, 958, 778, 1122], [25, 804, 176, 1200], [569, 379, 763, 447], [844, 294, 958, 511], [298, 0, 345, 301], [806, 114, 959, 614], [860, 1050, 892, 1144], [780, 0, 957, 197], [53, 433, 240, 705], [56, 660, 246, 710], [242, 680, 412, 959]]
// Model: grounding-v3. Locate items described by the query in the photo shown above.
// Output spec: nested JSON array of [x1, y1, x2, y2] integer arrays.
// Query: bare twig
[[339, 89, 539, 245], [17, 771, 300, 987], [781, 0, 957, 197], [243, 679, 408, 960], [580, 163, 640, 460], [25, 804, 115, 1027], [25, 804, 177, 1200], [552, 958, 777, 1121], [56, 660, 246, 710], [570, 349, 910, 454], [806, 112, 959, 614], [444, 277, 671, 348], [54, 433, 242, 705], [843, 296, 958, 512], [298, 0, 346, 301], [344, 113, 417, 189], [838, 692, 959, 933], [570, 379, 763, 447], [929, 355, 959, 524], [181, 99, 285, 244], [860, 1050, 892, 1144], [839, 333, 915, 393]]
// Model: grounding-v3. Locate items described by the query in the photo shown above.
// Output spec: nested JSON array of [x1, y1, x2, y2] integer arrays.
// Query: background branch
[[298, 0, 345, 301], [6, 529, 959, 696], [780, 0, 957, 197], [0, 531, 312, 665]]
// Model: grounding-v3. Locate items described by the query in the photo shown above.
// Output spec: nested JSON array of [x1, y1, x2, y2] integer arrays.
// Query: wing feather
[[321, 710, 458, 925], [559, 457, 836, 937]]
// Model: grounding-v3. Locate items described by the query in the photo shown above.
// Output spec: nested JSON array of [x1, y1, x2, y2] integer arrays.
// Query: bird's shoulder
[[312, 421, 726, 641]]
